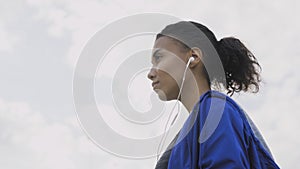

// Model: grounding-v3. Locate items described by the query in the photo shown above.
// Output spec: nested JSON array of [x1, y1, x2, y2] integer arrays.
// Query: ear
[[189, 47, 203, 68]]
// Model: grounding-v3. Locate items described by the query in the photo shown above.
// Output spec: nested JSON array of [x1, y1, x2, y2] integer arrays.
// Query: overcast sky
[[0, 0, 299, 168]]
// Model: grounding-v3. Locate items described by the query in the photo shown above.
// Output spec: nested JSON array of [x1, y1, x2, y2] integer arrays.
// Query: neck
[[179, 75, 210, 113]]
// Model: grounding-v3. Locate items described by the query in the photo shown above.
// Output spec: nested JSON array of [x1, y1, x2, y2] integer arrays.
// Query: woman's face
[[147, 36, 190, 101]]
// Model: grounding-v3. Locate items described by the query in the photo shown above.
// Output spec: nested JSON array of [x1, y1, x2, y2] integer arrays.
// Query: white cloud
[[0, 99, 77, 168], [0, 98, 157, 168], [0, 23, 19, 53], [24, 0, 131, 68]]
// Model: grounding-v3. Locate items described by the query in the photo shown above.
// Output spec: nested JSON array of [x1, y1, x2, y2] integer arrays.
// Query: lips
[[152, 81, 159, 88]]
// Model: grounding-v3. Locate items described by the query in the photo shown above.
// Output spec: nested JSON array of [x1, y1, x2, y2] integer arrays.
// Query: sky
[[0, 0, 300, 168]]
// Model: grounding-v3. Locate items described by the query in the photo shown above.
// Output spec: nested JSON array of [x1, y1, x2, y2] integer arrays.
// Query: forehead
[[152, 36, 185, 59], [153, 36, 177, 50]]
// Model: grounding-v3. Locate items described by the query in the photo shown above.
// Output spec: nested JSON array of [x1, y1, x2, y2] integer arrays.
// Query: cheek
[[159, 62, 185, 86], [159, 70, 179, 92]]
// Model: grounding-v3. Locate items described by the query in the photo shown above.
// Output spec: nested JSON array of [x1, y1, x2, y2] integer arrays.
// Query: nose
[[147, 67, 157, 80]]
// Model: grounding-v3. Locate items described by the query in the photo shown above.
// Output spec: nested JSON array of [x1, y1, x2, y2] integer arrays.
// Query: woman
[[147, 21, 280, 169]]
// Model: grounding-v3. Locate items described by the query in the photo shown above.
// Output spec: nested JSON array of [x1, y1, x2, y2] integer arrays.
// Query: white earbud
[[189, 57, 195, 62]]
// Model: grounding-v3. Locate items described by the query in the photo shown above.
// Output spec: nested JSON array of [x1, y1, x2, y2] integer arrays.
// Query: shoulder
[[199, 90, 244, 121], [198, 90, 246, 144], [198, 91, 252, 168]]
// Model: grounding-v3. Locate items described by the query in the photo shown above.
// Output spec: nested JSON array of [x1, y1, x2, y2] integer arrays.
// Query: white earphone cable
[[156, 57, 193, 161]]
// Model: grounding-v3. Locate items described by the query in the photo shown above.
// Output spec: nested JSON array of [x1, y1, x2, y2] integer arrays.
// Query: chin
[[155, 89, 177, 101], [155, 89, 169, 101]]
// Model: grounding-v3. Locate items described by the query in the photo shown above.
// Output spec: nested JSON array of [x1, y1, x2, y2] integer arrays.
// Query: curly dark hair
[[156, 21, 262, 97]]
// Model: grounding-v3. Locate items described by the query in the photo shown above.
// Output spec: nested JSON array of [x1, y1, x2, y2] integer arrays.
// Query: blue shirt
[[161, 90, 280, 169]]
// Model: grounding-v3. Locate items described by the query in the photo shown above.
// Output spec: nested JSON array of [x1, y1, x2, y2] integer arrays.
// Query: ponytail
[[217, 37, 262, 96]]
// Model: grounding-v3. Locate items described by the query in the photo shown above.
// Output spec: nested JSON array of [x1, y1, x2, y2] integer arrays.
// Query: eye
[[154, 55, 162, 62]]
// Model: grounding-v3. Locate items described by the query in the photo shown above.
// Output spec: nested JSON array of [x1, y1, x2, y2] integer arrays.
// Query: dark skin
[[147, 36, 211, 113]]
